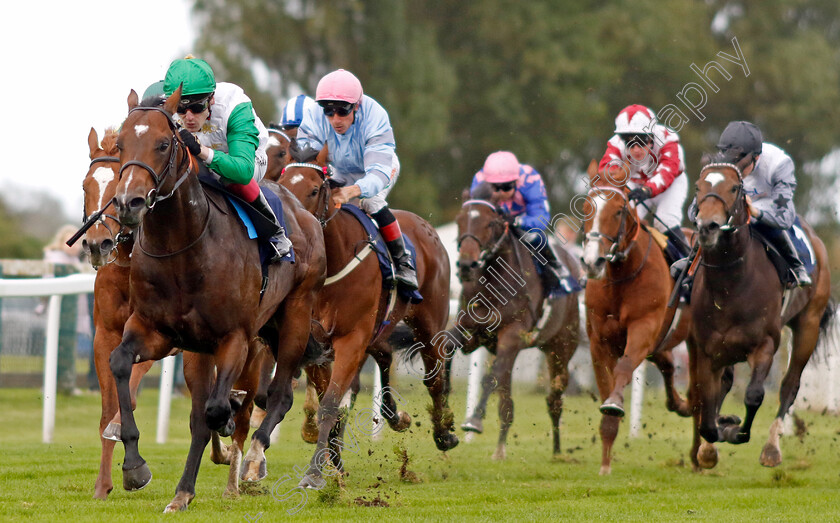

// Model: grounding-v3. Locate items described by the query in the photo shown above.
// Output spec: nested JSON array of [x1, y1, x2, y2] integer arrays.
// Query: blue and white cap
[[280, 94, 317, 129]]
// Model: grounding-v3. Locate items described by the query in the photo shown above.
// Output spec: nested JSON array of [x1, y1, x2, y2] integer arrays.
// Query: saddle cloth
[[530, 236, 583, 298], [754, 216, 816, 286], [198, 175, 295, 266], [340, 204, 423, 304]]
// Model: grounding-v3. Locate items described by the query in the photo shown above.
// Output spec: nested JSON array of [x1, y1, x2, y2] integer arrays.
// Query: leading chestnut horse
[[271, 144, 458, 489], [689, 161, 832, 470], [450, 183, 581, 460], [82, 127, 273, 502], [110, 88, 326, 512], [580, 160, 692, 475]]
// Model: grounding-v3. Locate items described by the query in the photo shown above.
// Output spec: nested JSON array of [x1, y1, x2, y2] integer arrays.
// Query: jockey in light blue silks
[[470, 151, 570, 295], [296, 69, 418, 290]]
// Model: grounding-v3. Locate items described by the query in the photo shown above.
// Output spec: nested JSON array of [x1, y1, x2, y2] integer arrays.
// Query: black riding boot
[[251, 191, 292, 262], [384, 235, 419, 290], [528, 235, 570, 295], [664, 226, 691, 266], [771, 229, 812, 287]]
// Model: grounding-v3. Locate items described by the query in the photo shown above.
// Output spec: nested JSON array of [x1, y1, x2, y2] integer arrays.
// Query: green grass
[[1, 379, 838, 522]]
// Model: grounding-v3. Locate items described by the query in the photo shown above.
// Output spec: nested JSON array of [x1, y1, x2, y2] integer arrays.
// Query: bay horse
[[110, 88, 326, 512], [580, 160, 692, 475], [262, 126, 293, 183], [449, 183, 581, 460], [689, 161, 832, 470], [267, 144, 458, 489], [82, 127, 274, 501]]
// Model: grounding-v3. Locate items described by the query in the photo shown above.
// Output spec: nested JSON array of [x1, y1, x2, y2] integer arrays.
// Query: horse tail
[[811, 298, 838, 364], [819, 298, 836, 334], [387, 322, 417, 353]]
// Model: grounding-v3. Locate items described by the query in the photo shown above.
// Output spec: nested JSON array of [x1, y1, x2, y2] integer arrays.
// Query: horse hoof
[[721, 424, 749, 444], [434, 432, 460, 452], [759, 443, 782, 467], [122, 462, 152, 491], [599, 399, 625, 417], [301, 424, 319, 444], [697, 441, 719, 469], [461, 418, 483, 434], [163, 491, 194, 513], [717, 414, 742, 426], [102, 423, 121, 442], [387, 411, 412, 432], [599, 465, 612, 476], [240, 457, 267, 482], [298, 474, 326, 490], [492, 446, 506, 460], [217, 418, 236, 438]]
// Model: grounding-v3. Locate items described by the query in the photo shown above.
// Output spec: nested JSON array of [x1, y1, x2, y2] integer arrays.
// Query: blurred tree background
[[4, 0, 840, 282]]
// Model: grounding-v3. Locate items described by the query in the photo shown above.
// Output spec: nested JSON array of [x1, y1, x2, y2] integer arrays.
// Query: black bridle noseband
[[695, 162, 746, 232], [456, 199, 511, 271], [118, 106, 194, 211]]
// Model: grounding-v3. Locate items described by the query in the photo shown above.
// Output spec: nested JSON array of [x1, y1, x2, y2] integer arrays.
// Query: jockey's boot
[[771, 229, 812, 287], [525, 232, 570, 296], [664, 226, 691, 266], [251, 191, 293, 262], [372, 206, 419, 291]]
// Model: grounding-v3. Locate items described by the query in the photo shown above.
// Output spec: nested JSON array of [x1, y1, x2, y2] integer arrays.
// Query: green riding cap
[[163, 57, 216, 97], [142, 80, 165, 100]]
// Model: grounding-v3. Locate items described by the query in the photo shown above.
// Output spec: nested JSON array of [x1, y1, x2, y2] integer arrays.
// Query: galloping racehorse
[[83, 128, 154, 500], [82, 127, 273, 502], [110, 88, 326, 512], [450, 183, 581, 460], [271, 144, 458, 489], [580, 161, 692, 475], [689, 161, 832, 470]]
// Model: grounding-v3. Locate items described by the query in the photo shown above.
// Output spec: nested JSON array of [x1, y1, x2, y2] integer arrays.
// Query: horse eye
[[310, 188, 319, 197], [730, 185, 738, 193], [158, 141, 170, 152]]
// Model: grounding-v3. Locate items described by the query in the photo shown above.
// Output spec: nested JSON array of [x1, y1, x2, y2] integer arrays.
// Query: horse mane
[[469, 181, 495, 202], [100, 128, 120, 156]]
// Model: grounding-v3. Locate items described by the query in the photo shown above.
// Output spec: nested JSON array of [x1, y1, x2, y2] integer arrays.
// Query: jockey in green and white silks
[[162, 56, 291, 260]]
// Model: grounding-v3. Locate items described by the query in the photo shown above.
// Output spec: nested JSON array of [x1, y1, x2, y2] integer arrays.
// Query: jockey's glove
[[628, 186, 652, 203], [178, 128, 203, 157]]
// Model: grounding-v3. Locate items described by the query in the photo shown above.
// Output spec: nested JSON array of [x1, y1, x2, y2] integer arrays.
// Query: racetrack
[[2, 376, 838, 521]]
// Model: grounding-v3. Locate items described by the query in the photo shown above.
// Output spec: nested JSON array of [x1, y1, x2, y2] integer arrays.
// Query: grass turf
[[1, 376, 838, 522]]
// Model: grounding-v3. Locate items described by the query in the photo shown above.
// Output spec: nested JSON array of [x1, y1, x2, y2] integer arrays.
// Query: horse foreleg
[[723, 338, 775, 445], [204, 332, 249, 437], [590, 338, 619, 474], [301, 366, 326, 444], [648, 348, 690, 417], [298, 330, 368, 489], [109, 322, 169, 492], [544, 340, 574, 457], [491, 338, 519, 461], [165, 353, 214, 512], [688, 343, 718, 470], [601, 320, 658, 417], [103, 359, 155, 442], [461, 353, 500, 434], [93, 327, 124, 500]]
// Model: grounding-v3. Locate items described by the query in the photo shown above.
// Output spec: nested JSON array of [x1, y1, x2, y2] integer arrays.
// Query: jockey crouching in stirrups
[[296, 69, 418, 290], [471, 151, 570, 297]]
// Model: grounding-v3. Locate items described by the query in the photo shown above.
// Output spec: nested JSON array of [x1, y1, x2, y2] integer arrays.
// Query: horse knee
[[109, 347, 133, 381], [699, 425, 719, 443], [744, 386, 765, 408], [206, 401, 231, 431]]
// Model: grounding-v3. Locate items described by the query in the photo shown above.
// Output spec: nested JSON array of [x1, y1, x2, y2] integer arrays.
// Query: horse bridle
[[456, 199, 511, 271], [695, 162, 746, 232], [584, 187, 638, 263], [118, 106, 194, 211], [82, 155, 134, 265], [283, 161, 336, 227]]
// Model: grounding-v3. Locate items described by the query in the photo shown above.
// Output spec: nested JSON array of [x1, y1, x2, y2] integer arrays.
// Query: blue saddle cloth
[[198, 174, 295, 266], [790, 217, 816, 276], [340, 204, 423, 304]]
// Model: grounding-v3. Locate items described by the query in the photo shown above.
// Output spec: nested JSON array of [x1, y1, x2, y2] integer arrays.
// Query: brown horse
[[580, 161, 692, 475], [110, 88, 326, 512], [83, 127, 155, 500], [263, 126, 294, 183], [449, 183, 581, 460], [82, 127, 274, 501], [689, 161, 832, 469], [269, 144, 458, 489]]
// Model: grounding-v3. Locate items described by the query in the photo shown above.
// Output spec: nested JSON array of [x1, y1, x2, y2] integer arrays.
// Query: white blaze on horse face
[[704, 171, 726, 187], [289, 174, 304, 185], [134, 124, 149, 137], [92, 166, 115, 211], [582, 196, 608, 266], [468, 209, 481, 220], [267, 136, 281, 148]]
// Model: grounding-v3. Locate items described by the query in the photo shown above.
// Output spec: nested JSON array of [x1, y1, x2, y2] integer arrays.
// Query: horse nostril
[[100, 239, 115, 255], [470, 261, 479, 269], [129, 196, 146, 212]]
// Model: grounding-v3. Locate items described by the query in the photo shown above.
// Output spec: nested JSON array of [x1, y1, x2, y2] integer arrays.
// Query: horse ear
[[587, 159, 598, 179], [461, 187, 470, 200], [127, 90, 139, 111], [88, 127, 100, 158], [163, 85, 182, 116], [316, 143, 329, 166]]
